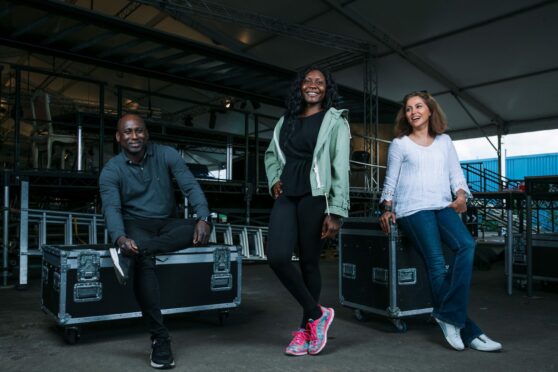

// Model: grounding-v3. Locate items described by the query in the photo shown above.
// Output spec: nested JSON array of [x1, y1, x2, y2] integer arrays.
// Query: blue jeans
[[398, 208, 483, 345]]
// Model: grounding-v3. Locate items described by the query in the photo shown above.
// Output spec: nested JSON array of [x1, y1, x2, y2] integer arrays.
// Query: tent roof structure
[[1, 0, 557, 141]]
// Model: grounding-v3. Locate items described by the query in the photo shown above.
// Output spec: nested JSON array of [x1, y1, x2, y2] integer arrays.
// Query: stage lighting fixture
[[224, 97, 232, 109]]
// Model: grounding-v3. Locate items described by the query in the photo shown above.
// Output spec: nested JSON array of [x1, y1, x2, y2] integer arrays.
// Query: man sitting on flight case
[[99, 114, 212, 369]]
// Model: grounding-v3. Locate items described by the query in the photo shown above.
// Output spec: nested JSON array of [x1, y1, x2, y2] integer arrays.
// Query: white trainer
[[470, 334, 502, 352], [434, 317, 464, 351], [109, 247, 129, 285]]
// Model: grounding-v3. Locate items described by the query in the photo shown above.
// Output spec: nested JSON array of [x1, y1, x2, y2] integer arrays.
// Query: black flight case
[[339, 218, 434, 332], [513, 233, 558, 283], [41, 243, 242, 344]]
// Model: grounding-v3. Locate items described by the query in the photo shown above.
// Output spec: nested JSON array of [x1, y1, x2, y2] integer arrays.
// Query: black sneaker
[[109, 248, 130, 285], [150, 338, 175, 369]]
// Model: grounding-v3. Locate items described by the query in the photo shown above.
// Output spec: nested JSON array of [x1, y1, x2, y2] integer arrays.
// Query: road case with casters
[[513, 233, 558, 283], [339, 218, 436, 332], [41, 244, 241, 344]]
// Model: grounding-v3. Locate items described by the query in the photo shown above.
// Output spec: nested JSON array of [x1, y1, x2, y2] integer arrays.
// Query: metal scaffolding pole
[[506, 206, 513, 295], [18, 180, 29, 288], [226, 135, 233, 181], [368, 48, 379, 193], [254, 114, 260, 191], [14, 68, 21, 170], [2, 173, 9, 287], [526, 194, 533, 297], [77, 114, 83, 171], [498, 132, 503, 191], [244, 113, 251, 225], [99, 84, 105, 169], [116, 86, 123, 156]]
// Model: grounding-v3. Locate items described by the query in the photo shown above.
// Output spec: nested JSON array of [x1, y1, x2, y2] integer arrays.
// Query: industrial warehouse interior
[[1, 0, 557, 371]]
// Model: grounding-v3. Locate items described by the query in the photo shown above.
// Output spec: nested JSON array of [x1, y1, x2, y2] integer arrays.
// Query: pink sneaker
[[285, 328, 309, 356], [307, 305, 335, 355]]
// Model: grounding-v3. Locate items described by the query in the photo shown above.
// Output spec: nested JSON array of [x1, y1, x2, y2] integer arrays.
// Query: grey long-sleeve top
[[99, 143, 210, 244]]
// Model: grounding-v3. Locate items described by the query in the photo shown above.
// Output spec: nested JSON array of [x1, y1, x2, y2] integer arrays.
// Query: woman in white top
[[379, 91, 502, 352]]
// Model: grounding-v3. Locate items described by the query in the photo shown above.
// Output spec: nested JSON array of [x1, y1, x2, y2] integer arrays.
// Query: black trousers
[[124, 217, 196, 340], [267, 194, 326, 327]]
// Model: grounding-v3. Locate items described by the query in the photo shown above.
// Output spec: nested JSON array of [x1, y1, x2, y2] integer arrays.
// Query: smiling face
[[116, 114, 149, 160], [405, 95, 431, 132], [301, 69, 326, 108]]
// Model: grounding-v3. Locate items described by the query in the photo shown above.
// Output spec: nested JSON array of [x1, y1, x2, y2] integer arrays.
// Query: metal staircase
[[461, 163, 556, 235]]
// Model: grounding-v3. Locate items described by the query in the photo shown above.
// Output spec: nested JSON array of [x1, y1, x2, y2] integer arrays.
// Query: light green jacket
[[264, 107, 351, 217]]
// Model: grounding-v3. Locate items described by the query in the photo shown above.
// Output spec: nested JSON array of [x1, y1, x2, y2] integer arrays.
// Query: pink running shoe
[[307, 305, 335, 355], [285, 328, 309, 356]]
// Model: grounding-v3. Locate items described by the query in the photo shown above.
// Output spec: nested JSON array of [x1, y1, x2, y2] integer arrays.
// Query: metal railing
[[210, 223, 268, 260], [461, 163, 522, 192], [16, 180, 276, 286], [18, 180, 109, 286]]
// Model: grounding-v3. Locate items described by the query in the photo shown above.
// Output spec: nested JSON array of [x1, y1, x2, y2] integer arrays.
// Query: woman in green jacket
[[265, 65, 351, 356]]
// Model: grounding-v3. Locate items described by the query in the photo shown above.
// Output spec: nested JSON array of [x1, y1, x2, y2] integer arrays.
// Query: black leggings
[[267, 194, 326, 327]]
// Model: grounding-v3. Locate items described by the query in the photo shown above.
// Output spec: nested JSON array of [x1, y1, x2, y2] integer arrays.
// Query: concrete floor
[[1, 259, 558, 372]]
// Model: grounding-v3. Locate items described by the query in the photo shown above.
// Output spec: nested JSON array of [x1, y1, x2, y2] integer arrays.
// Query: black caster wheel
[[354, 309, 371, 322], [63, 326, 81, 345], [218, 310, 230, 326], [391, 319, 407, 333]]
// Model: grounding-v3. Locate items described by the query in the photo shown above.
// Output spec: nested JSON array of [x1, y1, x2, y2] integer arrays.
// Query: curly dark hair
[[280, 65, 341, 148], [284, 65, 341, 119], [394, 91, 448, 138]]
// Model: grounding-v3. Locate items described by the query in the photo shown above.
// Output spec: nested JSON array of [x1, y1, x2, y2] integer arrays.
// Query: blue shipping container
[[461, 153, 558, 181]]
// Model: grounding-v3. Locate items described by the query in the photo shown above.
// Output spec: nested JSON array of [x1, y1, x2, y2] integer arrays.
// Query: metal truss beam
[[322, 0, 506, 126], [243, 0, 357, 53], [116, 1, 142, 19], [36, 0, 155, 92], [2, 2, 289, 107], [11, 14, 51, 37], [122, 45, 168, 64], [43, 23, 86, 45], [143, 51, 195, 69], [378, 0, 558, 58], [433, 66, 558, 95], [133, 0, 370, 53], [304, 51, 365, 72], [70, 31, 114, 52], [97, 38, 145, 59], [6, 0, 290, 73], [133, 0, 247, 54]]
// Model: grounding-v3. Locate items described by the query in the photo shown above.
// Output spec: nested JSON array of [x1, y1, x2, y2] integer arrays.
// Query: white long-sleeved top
[[380, 133, 471, 218]]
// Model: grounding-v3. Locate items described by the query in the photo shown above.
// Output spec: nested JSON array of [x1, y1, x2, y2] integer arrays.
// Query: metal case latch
[[74, 282, 103, 302], [77, 251, 100, 282], [372, 267, 388, 285], [74, 250, 103, 302], [398, 268, 417, 285], [342, 263, 356, 279], [211, 247, 232, 291]]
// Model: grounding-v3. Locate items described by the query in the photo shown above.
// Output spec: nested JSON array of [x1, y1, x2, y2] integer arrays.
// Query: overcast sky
[[454, 128, 558, 161]]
